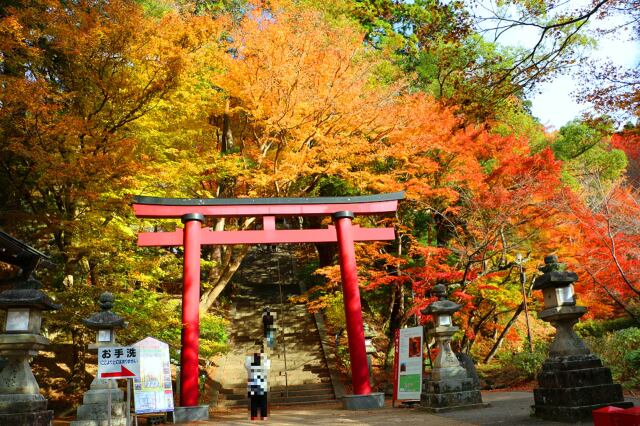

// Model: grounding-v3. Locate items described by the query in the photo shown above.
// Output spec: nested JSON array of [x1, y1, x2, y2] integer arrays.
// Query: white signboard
[[98, 346, 140, 379], [396, 326, 423, 401], [133, 337, 174, 414]]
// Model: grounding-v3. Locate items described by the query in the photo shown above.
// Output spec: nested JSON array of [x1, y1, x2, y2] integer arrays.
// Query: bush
[[199, 313, 230, 359], [576, 317, 638, 337], [496, 341, 548, 381], [323, 292, 346, 331], [585, 327, 640, 389], [112, 289, 182, 348], [112, 291, 230, 361]]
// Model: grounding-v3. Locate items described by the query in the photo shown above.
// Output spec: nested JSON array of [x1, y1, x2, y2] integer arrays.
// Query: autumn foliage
[[0, 0, 639, 397]]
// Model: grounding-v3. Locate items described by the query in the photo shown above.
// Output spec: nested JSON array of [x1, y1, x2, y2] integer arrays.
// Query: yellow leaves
[[0, 15, 28, 56], [202, 3, 408, 195]]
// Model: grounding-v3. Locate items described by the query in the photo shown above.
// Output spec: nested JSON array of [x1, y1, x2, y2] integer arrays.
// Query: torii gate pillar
[[180, 213, 204, 407], [334, 211, 371, 395]]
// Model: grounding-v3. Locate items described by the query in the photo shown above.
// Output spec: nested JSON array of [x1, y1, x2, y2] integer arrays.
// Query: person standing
[[245, 351, 270, 420], [262, 307, 276, 350]]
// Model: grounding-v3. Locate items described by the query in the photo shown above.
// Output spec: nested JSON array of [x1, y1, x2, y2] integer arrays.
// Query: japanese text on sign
[[98, 346, 140, 379]]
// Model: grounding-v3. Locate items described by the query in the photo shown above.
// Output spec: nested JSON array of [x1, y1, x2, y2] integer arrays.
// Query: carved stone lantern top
[[532, 254, 578, 291], [421, 284, 461, 316], [0, 288, 60, 311], [82, 292, 126, 330], [533, 255, 579, 309], [0, 231, 60, 312]]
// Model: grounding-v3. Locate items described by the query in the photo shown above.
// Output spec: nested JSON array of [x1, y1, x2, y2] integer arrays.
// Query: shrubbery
[[113, 289, 230, 360], [323, 292, 346, 331], [199, 313, 230, 359], [584, 327, 640, 389], [577, 317, 638, 337], [496, 341, 549, 381]]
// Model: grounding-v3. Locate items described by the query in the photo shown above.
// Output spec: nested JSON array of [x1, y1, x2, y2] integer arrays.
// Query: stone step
[[221, 393, 337, 408], [271, 398, 338, 407], [75, 401, 128, 420], [270, 388, 335, 398], [221, 380, 334, 395], [269, 378, 331, 387], [219, 377, 330, 392], [272, 382, 334, 392], [71, 419, 128, 426], [220, 386, 335, 401], [271, 394, 337, 405]]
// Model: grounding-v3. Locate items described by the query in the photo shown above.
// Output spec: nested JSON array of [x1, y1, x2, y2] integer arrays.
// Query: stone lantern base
[[70, 379, 128, 426], [0, 394, 53, 426], [420, 371, 487, 412], [533, 354, 633, 422]]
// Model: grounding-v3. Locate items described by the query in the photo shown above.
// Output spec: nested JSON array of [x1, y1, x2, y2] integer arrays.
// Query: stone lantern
[[0, 286, 60, 426], [532, 255, 633, 421], [0, 232, 60, 426], [70, 292, 129, 426], [419, 284, 485, 412]]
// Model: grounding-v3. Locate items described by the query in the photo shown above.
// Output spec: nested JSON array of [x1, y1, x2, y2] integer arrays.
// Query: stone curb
[[297, 269, 345, 399], [212, 300, 239, 407]]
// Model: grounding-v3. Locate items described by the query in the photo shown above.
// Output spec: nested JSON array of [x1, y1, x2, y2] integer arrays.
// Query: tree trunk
[[306, 216, 337, 267], [199, 245, 250, 311], [221, 99, 234, 152], [315, 243, 337, 267], [460, 305, 496, 354], [67, 328, 87, 393], [483, 303, 524, 364], [387, 284, 404, 334]]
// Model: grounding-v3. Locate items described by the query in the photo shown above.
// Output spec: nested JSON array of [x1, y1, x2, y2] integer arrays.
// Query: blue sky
[[495, 8, 640, 129], [529, 22, 640, 130]]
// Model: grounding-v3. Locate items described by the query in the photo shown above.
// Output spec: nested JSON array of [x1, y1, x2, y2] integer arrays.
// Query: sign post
[[394, 326, 423, 404], [97, 346, 139, 426]]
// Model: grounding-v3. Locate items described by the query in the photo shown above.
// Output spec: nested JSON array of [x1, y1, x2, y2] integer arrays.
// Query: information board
[[394, 326, 423, 401], [132, 337, 174, 414]]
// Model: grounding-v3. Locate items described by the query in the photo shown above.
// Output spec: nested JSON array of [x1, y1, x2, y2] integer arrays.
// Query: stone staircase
[[213, 248, 337, 409]]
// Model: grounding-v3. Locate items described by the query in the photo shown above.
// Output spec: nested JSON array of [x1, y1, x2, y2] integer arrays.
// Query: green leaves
[[551, 119, 628, 192]]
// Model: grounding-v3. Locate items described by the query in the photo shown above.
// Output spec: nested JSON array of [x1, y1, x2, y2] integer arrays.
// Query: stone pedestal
[[420, 354, 486, 412], [0, 394, 53, 426], [71, 293, 130, 426], [533, 354, 633, 421], [0, 326, 56, 426], [0, 234, 61, 426], [341, 392, 385, 410], [70, 379, 128, 426], [173, 405, 210, 422]]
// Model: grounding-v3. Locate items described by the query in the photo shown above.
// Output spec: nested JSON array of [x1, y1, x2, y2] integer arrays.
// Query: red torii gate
[[132, 192, 403, 412]]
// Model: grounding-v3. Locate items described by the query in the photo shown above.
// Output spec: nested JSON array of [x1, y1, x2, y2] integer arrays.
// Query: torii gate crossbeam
[[132, 192, 403, 413]]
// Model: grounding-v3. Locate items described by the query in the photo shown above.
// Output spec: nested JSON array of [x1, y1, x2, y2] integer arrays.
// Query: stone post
[[532, 255, 634, 421], [364, 324, 376, 380], [420, 284, 486, 412], [71, 292, 128, 426]]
